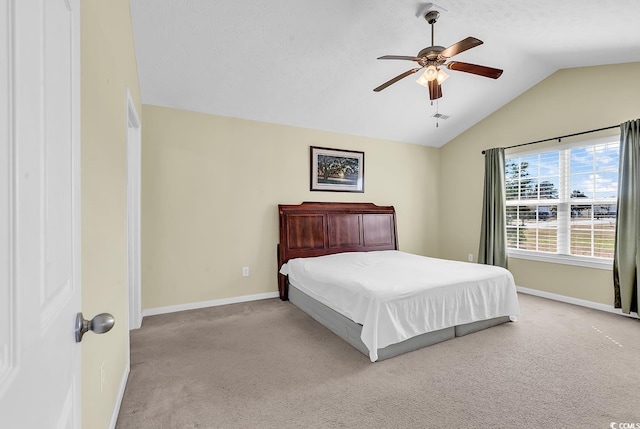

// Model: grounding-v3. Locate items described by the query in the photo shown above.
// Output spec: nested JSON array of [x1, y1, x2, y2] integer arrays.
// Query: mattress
[[280, 250, 520, 361]]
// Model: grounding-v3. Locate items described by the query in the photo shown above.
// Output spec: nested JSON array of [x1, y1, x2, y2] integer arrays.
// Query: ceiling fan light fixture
[[416, 73, 430, 87], [425, 65, 437, 79], [436, 68, 449, 83], [416, 65, 438, 87]]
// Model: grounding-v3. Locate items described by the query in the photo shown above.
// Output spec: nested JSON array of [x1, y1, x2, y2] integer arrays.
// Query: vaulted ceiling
[[129, 0, 640, 147]]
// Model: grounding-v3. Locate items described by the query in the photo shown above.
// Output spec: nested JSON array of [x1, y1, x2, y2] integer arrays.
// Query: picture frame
[[310, 146, 364, 192]]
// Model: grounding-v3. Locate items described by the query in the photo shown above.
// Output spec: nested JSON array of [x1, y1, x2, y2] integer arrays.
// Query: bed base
[[289, 285, 510, 361], [455, 315, 512, 337]]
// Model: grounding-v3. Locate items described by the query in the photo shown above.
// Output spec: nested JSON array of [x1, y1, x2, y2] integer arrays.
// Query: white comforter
[[280, 250, 520, 361]]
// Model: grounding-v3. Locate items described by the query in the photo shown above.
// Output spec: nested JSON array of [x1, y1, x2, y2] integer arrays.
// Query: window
[[505, 137, 619, 267]]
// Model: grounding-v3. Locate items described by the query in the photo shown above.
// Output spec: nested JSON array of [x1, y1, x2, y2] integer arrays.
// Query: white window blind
[[505, 137, 619, 261]]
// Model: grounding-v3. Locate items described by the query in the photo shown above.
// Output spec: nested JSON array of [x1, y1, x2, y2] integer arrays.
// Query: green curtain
[[479, 148, 508, 268], [613, 119, 640, 314]]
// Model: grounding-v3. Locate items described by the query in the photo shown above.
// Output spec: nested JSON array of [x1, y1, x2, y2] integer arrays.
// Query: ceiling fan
[[373, 9, 503, 100]]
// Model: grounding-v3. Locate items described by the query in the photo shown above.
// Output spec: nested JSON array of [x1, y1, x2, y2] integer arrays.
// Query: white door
[[0, 0, 82, 428]]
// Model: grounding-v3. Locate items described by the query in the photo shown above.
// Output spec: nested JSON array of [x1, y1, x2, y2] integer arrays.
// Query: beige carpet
[[116, 293, 640, 429]]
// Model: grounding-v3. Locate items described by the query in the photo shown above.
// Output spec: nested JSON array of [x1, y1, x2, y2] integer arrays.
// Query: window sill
[[508, 249, 613, 270]]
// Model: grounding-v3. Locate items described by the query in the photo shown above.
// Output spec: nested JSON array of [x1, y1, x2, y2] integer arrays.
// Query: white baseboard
[[142, 291, 280, 317], [516, 286, 639, 319], [109, 360, 130, 429]]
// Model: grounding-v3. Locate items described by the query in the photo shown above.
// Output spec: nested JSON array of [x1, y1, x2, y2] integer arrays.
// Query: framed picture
[[310, 146, 364, 192]]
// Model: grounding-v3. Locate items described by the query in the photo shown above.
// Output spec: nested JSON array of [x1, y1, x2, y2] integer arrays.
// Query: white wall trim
[[508, 250, 613, 270], [125, 87, 142, 330], [142, 292, 280, 317], [108, 361, 130, 429], [516, 286, 639, 319]]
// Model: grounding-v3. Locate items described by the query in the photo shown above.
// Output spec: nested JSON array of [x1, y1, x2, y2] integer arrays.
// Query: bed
[[277, 202, 519, 361]]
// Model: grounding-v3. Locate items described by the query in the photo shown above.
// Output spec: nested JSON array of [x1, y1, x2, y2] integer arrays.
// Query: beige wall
[[141, 105, 440, 309], [81, 0, 141, 428], [439, 62, 640, 305]]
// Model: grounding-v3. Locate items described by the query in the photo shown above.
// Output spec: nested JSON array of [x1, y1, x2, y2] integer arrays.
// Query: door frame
[[126, 88, 142, 330]]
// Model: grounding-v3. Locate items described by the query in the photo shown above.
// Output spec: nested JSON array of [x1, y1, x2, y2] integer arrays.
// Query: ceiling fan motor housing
[[417, 46, 445, 62]]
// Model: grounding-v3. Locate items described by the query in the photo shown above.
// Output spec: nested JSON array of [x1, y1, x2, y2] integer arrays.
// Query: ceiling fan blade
[[439, 37, 483, 59], [428, 80, 442, 100], [377, 55, 422, 62], [446, 61, 503, 79], [373, 67, 422, 92]]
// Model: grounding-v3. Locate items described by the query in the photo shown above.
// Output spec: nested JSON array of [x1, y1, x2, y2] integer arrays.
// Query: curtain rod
[[481, 124, 619, 155]]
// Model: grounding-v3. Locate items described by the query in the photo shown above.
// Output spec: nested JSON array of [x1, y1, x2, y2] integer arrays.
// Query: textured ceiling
[[129, 0, 640, 147]]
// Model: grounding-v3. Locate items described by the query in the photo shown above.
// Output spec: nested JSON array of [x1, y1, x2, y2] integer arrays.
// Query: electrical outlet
[[242, 267, 249, 277], [100, 361, 105, 393], [468, 253, 473, 262]]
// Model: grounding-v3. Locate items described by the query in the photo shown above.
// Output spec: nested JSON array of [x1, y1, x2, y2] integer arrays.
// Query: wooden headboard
[[277, 202, 398, 300]]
